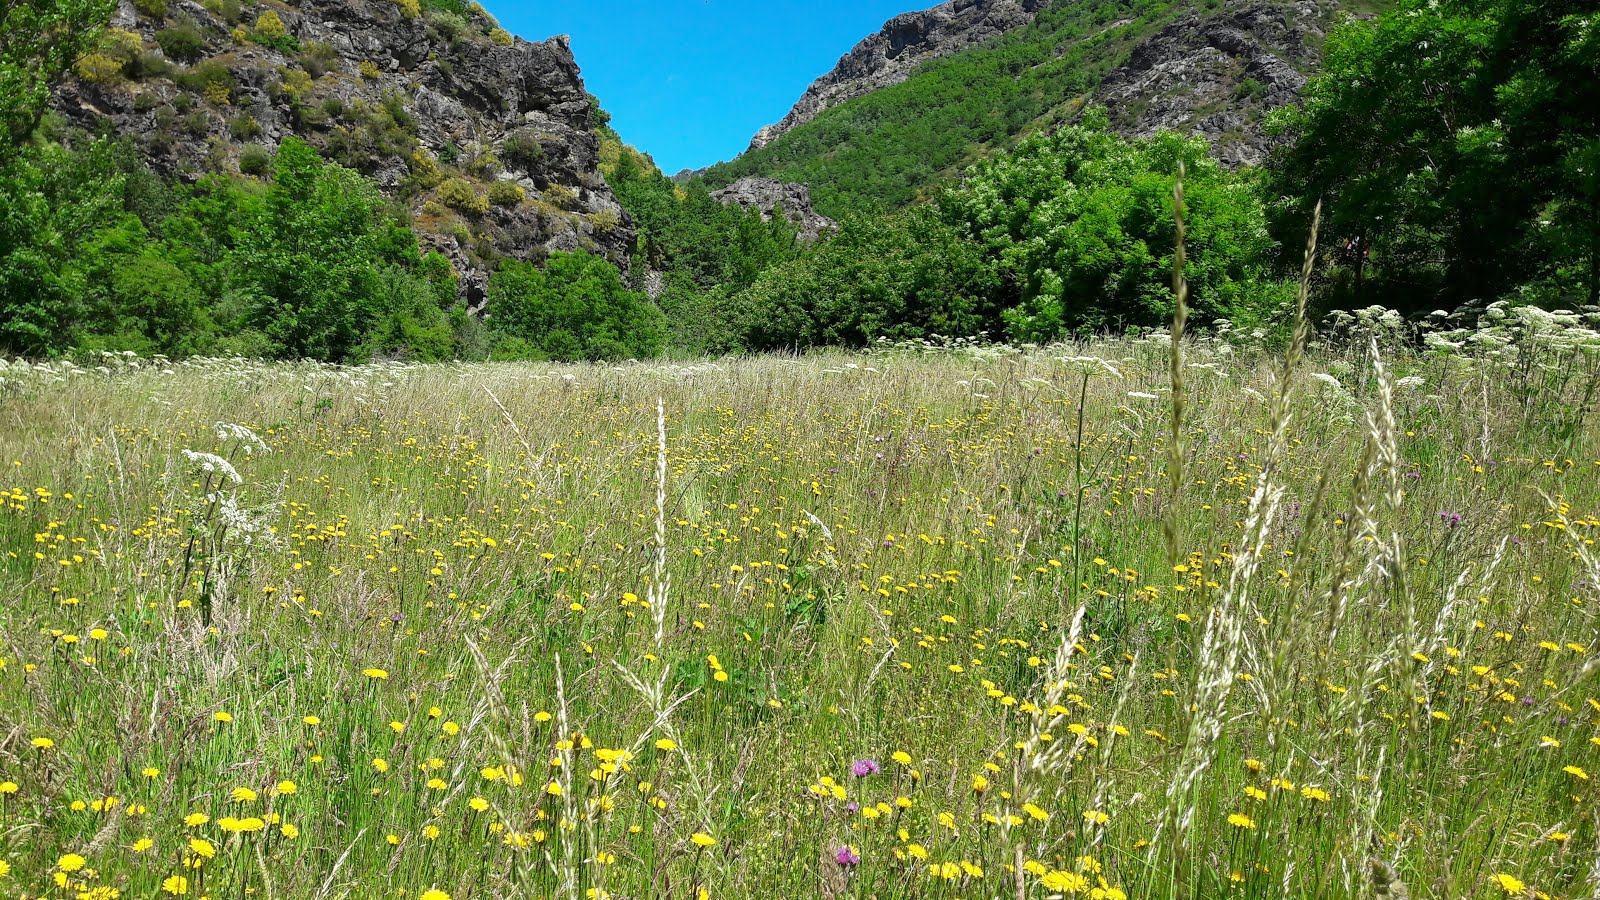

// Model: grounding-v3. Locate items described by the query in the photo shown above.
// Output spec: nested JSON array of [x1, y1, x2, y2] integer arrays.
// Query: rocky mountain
[[710, 178, 837, 242], [713, 0, 1358, 217], [747, 0, 1050, 152], [52, 0, 631, 304], [1094, 1, 1330, 167]]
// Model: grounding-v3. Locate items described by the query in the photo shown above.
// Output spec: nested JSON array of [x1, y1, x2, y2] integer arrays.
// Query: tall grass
[[0, 330, 1595, 899]]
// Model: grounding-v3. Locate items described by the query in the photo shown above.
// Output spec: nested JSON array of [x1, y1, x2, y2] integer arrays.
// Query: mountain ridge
[[747, 0, 1051, 153], [709, 0, 1354, 218]]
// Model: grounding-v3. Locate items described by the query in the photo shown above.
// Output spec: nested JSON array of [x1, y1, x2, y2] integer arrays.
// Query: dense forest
[[1, 0, 1597, 363]]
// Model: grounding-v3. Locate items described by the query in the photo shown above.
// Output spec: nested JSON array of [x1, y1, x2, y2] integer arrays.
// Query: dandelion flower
[[1491, 873, 1525, 895], [1563, 766, 1589, 780], [1042, 870, 1089, 893], [364, 668, 389, 680], [420, 891, 450, 900], [690, 832, 716, 848], [162, 875, 188, 895], [57, 853, 87, 872], [1227, 813, 1256, 830]]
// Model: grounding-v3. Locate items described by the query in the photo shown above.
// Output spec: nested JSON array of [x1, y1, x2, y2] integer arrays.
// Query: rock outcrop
[[54, 0, 632, 304], [711, 177, 836, 242], [747, 0, 1049, 152], [1092, 1, 1331, 167]]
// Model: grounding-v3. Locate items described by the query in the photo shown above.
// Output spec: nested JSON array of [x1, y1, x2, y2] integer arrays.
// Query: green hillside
[[700, 0, 1376, 219], [701, 0, 1189, 217]]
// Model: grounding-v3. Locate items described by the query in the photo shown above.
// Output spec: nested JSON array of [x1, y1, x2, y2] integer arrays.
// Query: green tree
[[0, 0, 115, 163], [230, 137, 425, 360], [487, 251, 665, 362], [0, 140, 125, 355], [76, 216, 213, 356], [734, 207, 1001, 351], [1269, 0, 1600, 310], [607, 147, 801, 293], [942, 117, 1281, 340]]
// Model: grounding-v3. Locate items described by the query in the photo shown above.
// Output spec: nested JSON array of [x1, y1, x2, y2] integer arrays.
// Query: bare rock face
[[54, 0, 633, 305], [711, 177, 837, 242], [1093, 1, 1331, 167], [747, 0, 1049, 152]]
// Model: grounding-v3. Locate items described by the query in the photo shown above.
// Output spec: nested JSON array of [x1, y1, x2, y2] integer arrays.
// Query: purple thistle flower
[[835, 846, 861, 867], [851, 759, 880, 778], [1438, 511, 1462, 528], [845, 802, 859, 813]]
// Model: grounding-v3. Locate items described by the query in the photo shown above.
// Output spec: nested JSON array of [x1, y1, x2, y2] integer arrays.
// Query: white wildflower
[[181, 450, 242, 485], [215, 423, 270, 456]]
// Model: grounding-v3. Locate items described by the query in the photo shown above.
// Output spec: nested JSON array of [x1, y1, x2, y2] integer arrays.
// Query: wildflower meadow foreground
[[1, 317, 1598, 900]]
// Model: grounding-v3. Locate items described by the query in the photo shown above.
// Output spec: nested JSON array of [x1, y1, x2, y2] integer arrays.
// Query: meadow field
[[1, 314, 1598, 900]]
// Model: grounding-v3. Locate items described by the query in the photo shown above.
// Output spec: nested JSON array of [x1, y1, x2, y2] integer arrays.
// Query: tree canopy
[[0, 0, 114, 163], [1268, 0, 1600, 310]]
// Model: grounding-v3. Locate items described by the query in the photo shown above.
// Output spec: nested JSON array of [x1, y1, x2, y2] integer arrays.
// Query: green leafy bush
[[486, 180, 524, 207], [437, 177, 486, 216], [501, 130, 545, 173], [735, 206, 1002, 351], [941, 116, 1282, 339], [200, 0, 242, 24], [297, 42, 340, 79], [487, 251, 665, 361], [175, 59, 233, 98], [238, 143, 271, 176], [251, 10, 299, 53], [155, 21, 205, 62], [229, 114, 261, 139], [227, 138, 435, 360]]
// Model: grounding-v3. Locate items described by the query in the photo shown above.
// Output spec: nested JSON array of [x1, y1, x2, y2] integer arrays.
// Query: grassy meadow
[[0, 328, 1597, 900]]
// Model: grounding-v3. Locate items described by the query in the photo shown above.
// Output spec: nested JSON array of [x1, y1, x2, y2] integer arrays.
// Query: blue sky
[[496, 1, 921, 173]]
